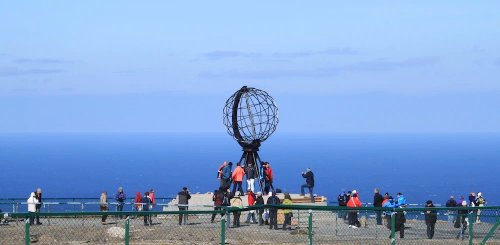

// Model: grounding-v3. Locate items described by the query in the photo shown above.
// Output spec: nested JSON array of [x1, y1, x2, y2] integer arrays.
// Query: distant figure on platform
[[263, 162, 275, 195], [266, 191, 280, 230], [177, 187, 191, 225], [255, 192, 265, 225], [230, 191, 243, 228], [211, 187, 225, 223], [346, 190, 362, 228], [476, 192, 486, 223], [245, 189, 257, 224], [282, 192, 293, 230], [468, 192, 477, 207], [425, 200, 437, 239], [300, 168, 315, 203], [115, 187, 127, 218], [100, 191, 108, 225], [337, 191, 347, 220], [27, 191, 39, 225], [245, 163, 256, 193], [217, 161, 227, 187], [135, 192, 142, 211], [142, 191, 152, 226], [373, 188, 384, 225], [148, 189, 155, 211], [35, 188, 43, 225], [221, 162, 233, 190], [445, 195, 457, 223], [396, 193, 407, 208], [232, 162, 245, 196], [455, 200, 469, 240], [382, 193, 390, 206]]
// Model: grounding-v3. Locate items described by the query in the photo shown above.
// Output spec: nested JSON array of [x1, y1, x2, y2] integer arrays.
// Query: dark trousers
[[232, 181, 243, 195], [269, 210, 278, 229], [179, 206, 188, 225], [264, 181, 274, 195], [143, 212, 151, 225], [35, 205, 41, 224], [375, 210, 382, 225], [426, 223, 435, 239], [28, 212, 35, 225], [283, 213, 292, 229], [116, 202, 124, 218], [348, 211, 358, 225], [300, 184, 314, 202], [233, 211, 241, 227], [211, 207, 223, 222], [258, 209, 264, 225], [221, 178, 231, 190], [100, 205, 108, 222]]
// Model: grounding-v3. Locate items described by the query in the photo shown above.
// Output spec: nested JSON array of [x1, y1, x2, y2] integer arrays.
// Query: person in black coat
[[373, 188, 384, 225], [141, 192, 152, 226], [266, 191, 281, 230], [300, 168, 315, 203], [255, 192, 265, 225], [177, 187, 191, 225], [455, 200, 469, 240], [424, 200, 437, 239]]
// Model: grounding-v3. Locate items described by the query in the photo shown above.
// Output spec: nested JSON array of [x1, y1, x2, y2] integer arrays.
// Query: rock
[[107, 227, 126, 239]]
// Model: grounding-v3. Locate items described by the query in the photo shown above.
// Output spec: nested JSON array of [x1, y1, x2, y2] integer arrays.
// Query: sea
[[0, 133, 499, 211]]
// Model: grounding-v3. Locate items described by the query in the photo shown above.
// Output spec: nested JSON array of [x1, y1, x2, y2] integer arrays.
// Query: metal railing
[[0, 205, 498, 244]]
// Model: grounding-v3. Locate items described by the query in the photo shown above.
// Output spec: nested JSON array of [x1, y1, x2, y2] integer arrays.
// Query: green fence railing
[[0, 205, 498, 244]]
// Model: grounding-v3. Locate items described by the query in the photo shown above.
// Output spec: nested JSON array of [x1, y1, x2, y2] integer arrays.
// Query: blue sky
[[1, 1, 499, 133]]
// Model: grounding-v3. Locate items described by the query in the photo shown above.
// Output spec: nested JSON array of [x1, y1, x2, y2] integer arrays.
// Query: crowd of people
[[337, 188, 488, 240]]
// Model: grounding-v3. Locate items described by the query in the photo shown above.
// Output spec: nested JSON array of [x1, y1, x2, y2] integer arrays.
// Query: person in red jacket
[[346, 190, 362, 228], [263, 162, 275, 195], [231, 162, 245, 196], [245, 189, 257, 224]]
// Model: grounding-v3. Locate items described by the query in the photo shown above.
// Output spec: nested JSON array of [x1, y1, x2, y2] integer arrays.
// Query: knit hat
[[462, 200, 467, 206], [426, 200, 432, 205]]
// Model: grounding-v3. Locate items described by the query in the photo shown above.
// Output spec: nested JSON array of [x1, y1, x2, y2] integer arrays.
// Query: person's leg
[[273, 212, 278, 229], [251, 211, 257, 223], [347, 212, 353, 225], [309, 186, 314, 202], [178, 207, 185, 225], [426, 224, 431, 238], [211, 207, 217, 223], [258, 210, 264, 225], [400, 223, 404, 238], [300, 184, 307, 195], [250, 179, 255, 192]]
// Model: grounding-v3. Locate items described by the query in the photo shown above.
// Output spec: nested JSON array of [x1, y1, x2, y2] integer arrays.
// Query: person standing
[[100, 191, 109, 225], [27, 192, 39, 225], [337, 192, 347, 220], [35, 188, 43, 225], [148, 189, 155, 211], [381, 193, 390, 206], [263, 162, 275, 195], [373, 188, 384, 225], [455, 200, 469, 240], [346, 190, 362, 228], [230, 192, 243, 228], [266, 191, 280, 230], [255, 192, 265, 226], [300, 168, 315, 203], [217, 161, 227, 187], [476, 192, 486, 223], [134, 192, 142, 211], [446, 195, 457, 224], [221, 162, 233, 190], [231, 163, 245, 196], [211, 187, 225, 223], [177, 187, 191, 225], [395, 193, 407, 208], [141, 192, 152, 226], [424, 200, 437, 239], [245, 189, 257, 224], [115, 187, 127, 219], [282, 193, 293, 230], [245, 163, 256, 193]]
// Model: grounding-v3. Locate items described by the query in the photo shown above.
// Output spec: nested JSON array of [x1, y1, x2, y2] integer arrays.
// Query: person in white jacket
[[27, 192, 39, 225]]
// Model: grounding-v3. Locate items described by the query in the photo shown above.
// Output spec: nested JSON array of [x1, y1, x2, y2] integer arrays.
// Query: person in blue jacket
[[396, 193, 407, 208], [221, 162, 233, 190]]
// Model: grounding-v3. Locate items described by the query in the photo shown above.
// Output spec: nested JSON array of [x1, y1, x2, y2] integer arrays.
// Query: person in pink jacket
[[231, 162, 245, 196]]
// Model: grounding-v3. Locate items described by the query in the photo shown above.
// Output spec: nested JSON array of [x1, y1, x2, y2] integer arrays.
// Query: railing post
[[124, 217, 130, 245], [25, 218, 30, 245], [390, 212, 396, 245], [308, 209, 313, 245], [221, 212, 226, 245], [468, 212, 474, 245]]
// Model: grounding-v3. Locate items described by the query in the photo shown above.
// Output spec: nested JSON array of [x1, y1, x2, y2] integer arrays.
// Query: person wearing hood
[[115, 187, 127, 219], [425, 200, 437, 239], [395, 193, 406, 208], [300, 168, 315, 203], [27, 192, 39, 225], [383, 196, 405, 239], [135, 192, 142, 211]]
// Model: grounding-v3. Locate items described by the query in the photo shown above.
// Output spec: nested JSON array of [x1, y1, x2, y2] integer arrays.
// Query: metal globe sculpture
[[223, 86, 279, 192], [223, 86, 279, 149]]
